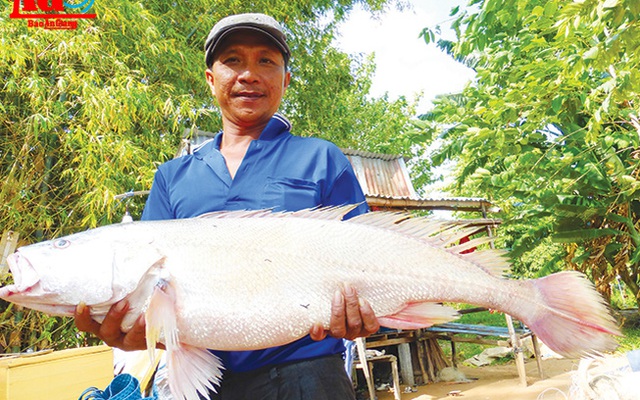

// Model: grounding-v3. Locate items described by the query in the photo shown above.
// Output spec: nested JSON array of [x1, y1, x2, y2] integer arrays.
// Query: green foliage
[[0, 0, 416, 351], [418, 0, 640, 307], [456, 308, 507, 327], [0, 302, 99, 353], [611, 283, 639, 310], [617, 327, 640, 354], [1, 0, 414, 240]]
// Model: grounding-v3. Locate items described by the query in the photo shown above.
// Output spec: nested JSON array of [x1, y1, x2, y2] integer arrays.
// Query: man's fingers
[[74, 300, 150, 351], [122, 314, 147, 350], [359, 298, 380, 335], [328, 284, 380, 340], [74, 302, 101, 334], [329, 289, 347, 338], [97, 300, 129, 346], [343, 283, 363, 333], [309, 323, 328, 341]]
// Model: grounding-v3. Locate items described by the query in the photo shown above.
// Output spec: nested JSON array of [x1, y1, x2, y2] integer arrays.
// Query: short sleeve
[[141, 169, 174, 221], [323, 157, 369, 219]]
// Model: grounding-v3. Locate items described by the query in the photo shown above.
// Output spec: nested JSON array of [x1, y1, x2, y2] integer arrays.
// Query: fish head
[[0, 223, 161, 316]]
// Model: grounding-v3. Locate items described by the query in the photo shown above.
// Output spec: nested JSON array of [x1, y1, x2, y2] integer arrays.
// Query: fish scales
[[147, 216, 501, 348], [0, 207, 621, 400]]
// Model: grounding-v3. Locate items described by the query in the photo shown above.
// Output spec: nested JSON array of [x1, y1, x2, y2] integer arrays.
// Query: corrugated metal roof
[[342, 148, 494, 213], [342, 148, 418, 200], [364, 195, 494, 212], [341, 148, 406, 162]]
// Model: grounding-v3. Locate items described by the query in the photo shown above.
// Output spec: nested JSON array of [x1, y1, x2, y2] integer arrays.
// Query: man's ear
[[283, 70, 291, 91], [205, 69, 216, 96]]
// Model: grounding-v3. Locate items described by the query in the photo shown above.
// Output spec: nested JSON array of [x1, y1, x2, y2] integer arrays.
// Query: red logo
[[10, 0, 96, 30]]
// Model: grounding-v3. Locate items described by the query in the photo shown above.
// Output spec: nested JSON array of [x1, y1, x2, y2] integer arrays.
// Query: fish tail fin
[[525, 271, 621, 357], [146, 279, 223, 400]]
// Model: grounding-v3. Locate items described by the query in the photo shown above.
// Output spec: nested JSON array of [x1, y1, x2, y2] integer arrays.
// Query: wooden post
[[531, 334, 545, 378], [398, 342, 414, 386], [355, 338, 376, 400], [421, 336, 449, 383], [0, 230, 19, 277], [414, 340, 429, 384], [506, 314, 528, 386]]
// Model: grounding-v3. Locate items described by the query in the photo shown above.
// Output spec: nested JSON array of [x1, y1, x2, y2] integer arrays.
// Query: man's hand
[[310, 283, 380, 341], [74, 300, 150, 351]]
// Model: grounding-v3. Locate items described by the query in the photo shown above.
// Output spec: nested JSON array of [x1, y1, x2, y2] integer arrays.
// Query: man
[[75, 13, 380, 400]]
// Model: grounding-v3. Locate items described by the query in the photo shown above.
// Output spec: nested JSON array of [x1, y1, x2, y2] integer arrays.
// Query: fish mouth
[[0, 252, 39, 296], [0, 252, 75, 315]]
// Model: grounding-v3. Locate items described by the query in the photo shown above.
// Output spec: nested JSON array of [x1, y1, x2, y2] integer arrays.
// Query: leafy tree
[[284, 21, 419, 153], [420, 0, 640, 307], [1, 0, 413, 238], [0, 0, 415, 351]]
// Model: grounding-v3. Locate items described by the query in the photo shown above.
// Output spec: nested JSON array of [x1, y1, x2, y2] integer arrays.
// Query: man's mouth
[[234, 91, 264, 99]]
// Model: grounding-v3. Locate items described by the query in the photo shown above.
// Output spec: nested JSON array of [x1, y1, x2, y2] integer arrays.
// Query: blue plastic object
[[627, 349, 640, 372], [78, 373, 156, 400]]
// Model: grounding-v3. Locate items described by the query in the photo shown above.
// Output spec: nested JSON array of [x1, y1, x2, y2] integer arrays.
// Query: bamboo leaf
[[552, 228, 624, 243]]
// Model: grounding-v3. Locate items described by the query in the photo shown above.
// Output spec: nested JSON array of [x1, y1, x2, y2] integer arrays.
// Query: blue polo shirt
[[141, 114, 368, 372]]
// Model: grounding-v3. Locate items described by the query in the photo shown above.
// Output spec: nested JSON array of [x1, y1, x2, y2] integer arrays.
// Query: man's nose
[[238, 66, 259, 83]]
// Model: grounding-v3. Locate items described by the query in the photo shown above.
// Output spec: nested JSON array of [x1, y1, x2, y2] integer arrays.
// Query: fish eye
[[53, 239, 71, 249]]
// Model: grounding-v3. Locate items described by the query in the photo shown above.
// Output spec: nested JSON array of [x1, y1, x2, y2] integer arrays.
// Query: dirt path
[[374, 358, 578, 400]]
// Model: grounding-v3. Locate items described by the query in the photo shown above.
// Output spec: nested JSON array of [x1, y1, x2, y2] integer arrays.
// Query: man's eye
[[260, 58, 275, 65]]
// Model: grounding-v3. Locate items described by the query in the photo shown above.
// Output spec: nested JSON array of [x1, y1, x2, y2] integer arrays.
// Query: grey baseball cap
[[204, 13, 291, 68]]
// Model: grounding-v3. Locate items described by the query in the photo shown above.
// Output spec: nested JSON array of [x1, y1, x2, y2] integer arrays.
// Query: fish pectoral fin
[[145, 278, 223, 400], [378, 302, 459, 329], [145, 279, 176, 361], [166, 344, 224, 400], [119, 257, 167, 332]]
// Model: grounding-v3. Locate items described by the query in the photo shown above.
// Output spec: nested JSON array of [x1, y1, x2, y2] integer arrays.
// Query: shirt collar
[[262, 113, 292, 139], [192, 114, 292, 158], [210, 113, 291, 150]]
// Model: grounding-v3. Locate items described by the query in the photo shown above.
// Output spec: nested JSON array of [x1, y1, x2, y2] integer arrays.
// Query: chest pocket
[[261, 177, 321, 211]]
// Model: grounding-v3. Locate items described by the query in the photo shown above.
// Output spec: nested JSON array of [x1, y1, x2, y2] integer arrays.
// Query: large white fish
[[0, 207, 620, 399]]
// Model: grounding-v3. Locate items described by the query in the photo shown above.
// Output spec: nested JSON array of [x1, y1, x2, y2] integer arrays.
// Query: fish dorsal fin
[[460, 249, 510, 276], [290, 204, 360, 220], [196, 205, 360, 221], [349, 212, 510, 276], [197, 209, 274, 219]]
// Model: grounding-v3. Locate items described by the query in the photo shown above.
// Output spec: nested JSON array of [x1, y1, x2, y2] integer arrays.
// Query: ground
[[373, 357, 579, 400]]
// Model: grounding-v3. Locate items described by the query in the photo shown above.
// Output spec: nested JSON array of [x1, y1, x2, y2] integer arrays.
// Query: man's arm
[[310, 155, 380, 341], [75, 170, 172, 350]]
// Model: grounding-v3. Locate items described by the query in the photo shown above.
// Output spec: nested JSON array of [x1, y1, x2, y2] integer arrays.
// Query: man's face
[[206, 30, 291, 130]]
